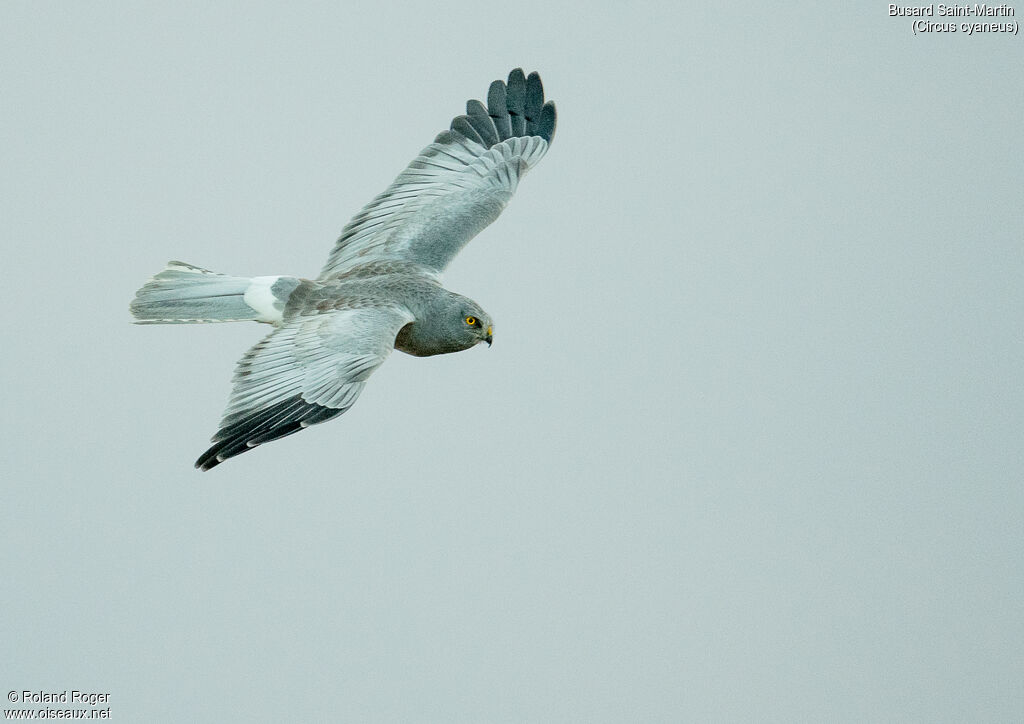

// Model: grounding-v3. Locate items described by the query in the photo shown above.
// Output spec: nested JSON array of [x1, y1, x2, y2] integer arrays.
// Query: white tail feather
[[130, 261, 299, 325]]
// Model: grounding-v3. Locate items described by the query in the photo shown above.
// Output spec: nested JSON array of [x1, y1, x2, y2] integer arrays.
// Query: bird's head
[[457, 302, 493, 348]]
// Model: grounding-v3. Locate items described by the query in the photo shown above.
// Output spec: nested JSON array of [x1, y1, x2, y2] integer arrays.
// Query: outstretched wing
[[319, 68, 556, 279], [195, 304, 414, 470]]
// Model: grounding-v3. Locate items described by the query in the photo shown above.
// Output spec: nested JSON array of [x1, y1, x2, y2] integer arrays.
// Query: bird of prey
[[130, 69, 556, 470]]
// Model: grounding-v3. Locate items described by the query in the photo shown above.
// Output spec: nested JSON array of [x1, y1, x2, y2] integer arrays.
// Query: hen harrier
[[131, 69, 556, 470]]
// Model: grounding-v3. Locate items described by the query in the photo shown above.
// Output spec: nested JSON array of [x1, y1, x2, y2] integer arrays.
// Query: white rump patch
[[243, 276, 284, 324]]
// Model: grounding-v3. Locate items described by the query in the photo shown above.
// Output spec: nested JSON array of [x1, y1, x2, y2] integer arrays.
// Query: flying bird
[[130, 69, 556, 470]]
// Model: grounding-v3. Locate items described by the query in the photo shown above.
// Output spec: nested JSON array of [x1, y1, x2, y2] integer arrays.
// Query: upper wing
[[319, 69, 556, 279], [195, 303, 414, 470]]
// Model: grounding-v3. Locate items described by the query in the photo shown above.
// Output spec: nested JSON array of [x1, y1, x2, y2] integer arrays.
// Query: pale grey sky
[[2, 2, 1022, 722]]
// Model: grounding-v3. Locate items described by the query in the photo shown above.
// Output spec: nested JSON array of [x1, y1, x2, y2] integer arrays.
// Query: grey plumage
[[130, 69, 556, 470], [131, 261, 300, 325]]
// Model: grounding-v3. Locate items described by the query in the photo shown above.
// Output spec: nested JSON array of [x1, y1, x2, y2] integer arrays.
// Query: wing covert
[[319, 69, 556, 279]]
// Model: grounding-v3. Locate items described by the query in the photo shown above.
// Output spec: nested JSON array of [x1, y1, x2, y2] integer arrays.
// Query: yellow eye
[[465, 316, 476, 326]]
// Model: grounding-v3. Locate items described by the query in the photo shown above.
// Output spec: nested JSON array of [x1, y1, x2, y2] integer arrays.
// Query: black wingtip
[[538, 101, 557, 144], [507, 68, 527, 89], [487, 80, 512, 141], [195, 453, 220, 472], [450, 115, 484, 145], [465, 99, 500, 146], [479, 69, 554, 145], [505, 69, 527, 137], [193, 395, 344, 471], [195, 445, 226, 471], [524, 72, 544, 135]]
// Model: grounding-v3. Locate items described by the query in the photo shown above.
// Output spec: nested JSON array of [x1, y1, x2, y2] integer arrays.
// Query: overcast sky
[[2, 2, 1022, 722]]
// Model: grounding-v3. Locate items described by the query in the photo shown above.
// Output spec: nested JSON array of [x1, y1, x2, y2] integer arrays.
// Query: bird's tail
[[130, 261, 301, 325]]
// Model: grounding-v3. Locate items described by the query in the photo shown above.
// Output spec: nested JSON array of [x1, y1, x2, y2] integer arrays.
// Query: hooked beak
[[485, 325, 493, 347]]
